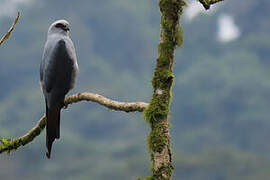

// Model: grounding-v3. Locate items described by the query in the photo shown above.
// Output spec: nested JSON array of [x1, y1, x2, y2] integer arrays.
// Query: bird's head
[[48, 19, 70, 36]]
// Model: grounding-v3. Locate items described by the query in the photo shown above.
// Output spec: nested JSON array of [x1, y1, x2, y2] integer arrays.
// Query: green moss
[[144, 95, 170, 125], [159, 0, 185, 47], [152, 164, 174, 180], [175, 26, 184, 47], [152, 69, 174, 90], [159, 0, 185, 18], [0, 138, 12, 154], [158, 42, 174, 68], [148, 125, 167, 153], [0, 117, 46, 155], [146, 123, 167, 151], [143, 1, 185, 179]]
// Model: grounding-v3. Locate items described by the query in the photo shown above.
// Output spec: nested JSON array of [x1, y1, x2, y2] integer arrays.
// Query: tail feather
[[55, 109, 60, 139], [46, 104, 61, 159]]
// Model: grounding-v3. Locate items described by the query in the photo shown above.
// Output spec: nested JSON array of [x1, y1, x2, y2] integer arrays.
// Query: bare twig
[[198, 0, 224, 10], [0, 92, 148, 154], [0, 12, 20, 46], [65, 92, 148, 112]]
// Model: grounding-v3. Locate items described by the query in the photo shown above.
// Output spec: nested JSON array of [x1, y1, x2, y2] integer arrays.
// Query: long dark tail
[[46, 104, 61, 159]]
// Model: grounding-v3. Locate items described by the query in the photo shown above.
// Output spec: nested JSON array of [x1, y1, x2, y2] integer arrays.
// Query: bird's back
[[40, 35, 78, 108]]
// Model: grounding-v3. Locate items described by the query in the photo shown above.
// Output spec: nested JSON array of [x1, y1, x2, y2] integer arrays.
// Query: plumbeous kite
[[40, 20, 78, 158]]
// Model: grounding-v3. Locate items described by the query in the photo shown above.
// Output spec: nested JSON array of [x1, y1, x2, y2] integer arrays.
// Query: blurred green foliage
[[0, 0, 270, 179]]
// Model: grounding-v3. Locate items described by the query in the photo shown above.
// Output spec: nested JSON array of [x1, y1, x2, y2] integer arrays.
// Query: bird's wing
[[40, 39, 55, 88], [43, 38, 76, 94]]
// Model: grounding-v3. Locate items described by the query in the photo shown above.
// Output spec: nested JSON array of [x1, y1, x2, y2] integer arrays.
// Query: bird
[[40, 20, 78, 158]]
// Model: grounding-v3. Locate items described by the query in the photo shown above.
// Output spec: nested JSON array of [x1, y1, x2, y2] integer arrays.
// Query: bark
[[142, 0, 185, 179]]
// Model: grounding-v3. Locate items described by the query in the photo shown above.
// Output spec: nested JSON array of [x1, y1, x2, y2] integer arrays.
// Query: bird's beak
[[65, 27, 70, 31]]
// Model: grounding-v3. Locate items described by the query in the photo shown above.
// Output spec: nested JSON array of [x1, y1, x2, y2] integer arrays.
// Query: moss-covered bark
[[142, 0, 185, 179], [0, 116, 46, 154]]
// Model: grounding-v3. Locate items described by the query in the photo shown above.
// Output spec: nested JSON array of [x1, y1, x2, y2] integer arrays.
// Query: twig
[[0, 12, 20, 46], [65, 92, 148, 112], [0, 92, 148, 154]]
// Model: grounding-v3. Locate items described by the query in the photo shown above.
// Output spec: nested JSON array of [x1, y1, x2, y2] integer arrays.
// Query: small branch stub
[[198, 0, 224, 10]]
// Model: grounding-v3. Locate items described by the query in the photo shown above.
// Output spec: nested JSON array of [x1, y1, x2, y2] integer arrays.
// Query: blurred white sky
[[0, 0, 33, 17], [184, 0, 241, 43], [217, 14, 241, 42]]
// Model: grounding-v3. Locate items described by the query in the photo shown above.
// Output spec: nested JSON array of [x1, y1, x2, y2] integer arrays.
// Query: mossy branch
[[0, 92, 148, 154], [198, 0, 224, 10], [140, 0, 185, 179], [0, 12, 20, 46], [0, 116, 46, 154]]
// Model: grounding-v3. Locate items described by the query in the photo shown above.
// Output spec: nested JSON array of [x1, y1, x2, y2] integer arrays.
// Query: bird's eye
[[55, 23, 69, 31], [55, 23, 65, 29]]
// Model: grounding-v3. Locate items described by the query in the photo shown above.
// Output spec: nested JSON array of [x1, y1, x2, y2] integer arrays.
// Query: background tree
[[1, 0, 270, 180]]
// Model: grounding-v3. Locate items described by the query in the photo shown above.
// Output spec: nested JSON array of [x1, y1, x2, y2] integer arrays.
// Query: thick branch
[[142, 1, 185, 179], [198, 0, 224, 10], [0, 12, 20, 46], [0, 92, 148, 154]]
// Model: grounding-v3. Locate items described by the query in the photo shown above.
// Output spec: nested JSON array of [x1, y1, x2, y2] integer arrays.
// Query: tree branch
[[0, 12, 20, 46], [65, 92, 148, 112], [0, 92, 148, 154], [198, 0, 224, 10], [141, 0, 185, 179]]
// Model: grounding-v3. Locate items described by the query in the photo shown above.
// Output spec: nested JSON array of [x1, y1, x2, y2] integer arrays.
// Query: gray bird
[[40, 20, 78, 158]]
